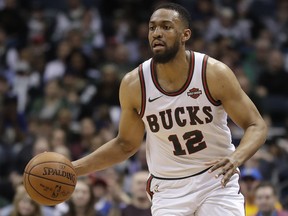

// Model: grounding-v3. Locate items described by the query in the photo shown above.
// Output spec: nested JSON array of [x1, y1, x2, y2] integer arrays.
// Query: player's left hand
[[205, 157, 240, 188]]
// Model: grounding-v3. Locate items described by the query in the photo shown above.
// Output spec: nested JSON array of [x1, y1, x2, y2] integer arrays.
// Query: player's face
[[148, 9, 183, 63]]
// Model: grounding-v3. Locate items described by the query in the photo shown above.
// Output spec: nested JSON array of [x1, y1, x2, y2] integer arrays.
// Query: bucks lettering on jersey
[[139, 51, 236, 178]]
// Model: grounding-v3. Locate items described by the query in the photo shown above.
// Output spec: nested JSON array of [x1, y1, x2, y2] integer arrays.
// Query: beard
[[152, 40, 180, 64]]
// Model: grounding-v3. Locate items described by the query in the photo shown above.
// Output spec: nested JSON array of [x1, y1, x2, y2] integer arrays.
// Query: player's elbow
[[259, 118, 268, 140], [116, 136, 140, 157], [254, 117, 268, 144]]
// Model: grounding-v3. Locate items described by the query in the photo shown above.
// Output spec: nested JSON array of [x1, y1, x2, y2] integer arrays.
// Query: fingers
[[204, 160, 220, 166], [208, 159, 228, 173], [206, 158, 237, 187], [220, 169, 235, 187]]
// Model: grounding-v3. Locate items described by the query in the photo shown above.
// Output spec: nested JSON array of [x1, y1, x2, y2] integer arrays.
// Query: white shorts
[[146, 169, 244, 216]]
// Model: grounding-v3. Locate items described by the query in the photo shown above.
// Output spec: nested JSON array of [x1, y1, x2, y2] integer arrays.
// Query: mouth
[[152, 41, 165, 51]]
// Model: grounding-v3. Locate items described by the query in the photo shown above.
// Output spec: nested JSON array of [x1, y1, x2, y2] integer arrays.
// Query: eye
[[163, 25, 171, 30], [149, 26, 156, 31]]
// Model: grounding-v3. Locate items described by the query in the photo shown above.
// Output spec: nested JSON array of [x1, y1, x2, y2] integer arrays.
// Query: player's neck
[[156, 50, 189, 78], [155, 50, 190, 92]]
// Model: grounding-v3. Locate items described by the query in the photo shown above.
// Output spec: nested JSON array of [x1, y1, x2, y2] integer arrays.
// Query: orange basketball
[[23, 152, 77, 206]]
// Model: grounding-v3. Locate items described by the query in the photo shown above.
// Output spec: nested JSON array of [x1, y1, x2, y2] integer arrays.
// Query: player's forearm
[[231, 119, 268, 166], [72, 138, 138, 176]]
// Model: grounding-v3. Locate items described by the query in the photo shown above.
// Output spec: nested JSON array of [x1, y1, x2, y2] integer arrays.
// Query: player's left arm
[[205, 57, 268, 187]]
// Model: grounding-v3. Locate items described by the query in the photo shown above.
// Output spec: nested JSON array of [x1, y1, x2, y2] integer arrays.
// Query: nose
[[152, 27, 162, 38]]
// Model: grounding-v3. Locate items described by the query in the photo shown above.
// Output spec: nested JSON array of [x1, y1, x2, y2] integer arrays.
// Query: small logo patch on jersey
[[148, 95, 163, 102], [153, 184, 160, 193], [187, 88, 202, 99]]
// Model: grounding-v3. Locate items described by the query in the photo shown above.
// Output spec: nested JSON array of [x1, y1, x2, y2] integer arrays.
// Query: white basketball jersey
[[139, 51, 235, 178]]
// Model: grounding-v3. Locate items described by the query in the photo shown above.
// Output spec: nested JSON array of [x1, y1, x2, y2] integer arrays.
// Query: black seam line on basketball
[[26, 161, 75, 173], [148, 95, 163, 102], [25, 172, 76, 187]]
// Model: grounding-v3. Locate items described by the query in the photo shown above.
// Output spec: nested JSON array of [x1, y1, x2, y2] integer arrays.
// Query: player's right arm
[[72, 68, 145, 176]]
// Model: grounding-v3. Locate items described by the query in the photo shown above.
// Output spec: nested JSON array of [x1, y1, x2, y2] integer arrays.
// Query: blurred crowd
[[0, 0, 288, 215]]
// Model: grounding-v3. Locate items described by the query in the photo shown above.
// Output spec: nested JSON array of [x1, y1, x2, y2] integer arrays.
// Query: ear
[[182, 29, 191, 43]]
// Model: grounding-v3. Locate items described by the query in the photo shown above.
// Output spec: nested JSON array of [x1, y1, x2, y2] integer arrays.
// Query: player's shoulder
[[205, 55, 241, 101], [120, 67, 141, 98], [121, 58, 152, 87], [121, 67, 141, 90], [205, 56, 235, 83], [119, 67, 142, 109], [206, 56, 231, 75]]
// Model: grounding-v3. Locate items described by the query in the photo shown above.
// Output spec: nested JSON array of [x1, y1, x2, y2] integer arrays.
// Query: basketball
[[23, 152, 77, 206]]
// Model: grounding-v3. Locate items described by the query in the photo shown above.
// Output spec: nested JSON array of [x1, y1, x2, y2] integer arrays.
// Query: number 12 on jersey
[[168, 130, 207, 156]]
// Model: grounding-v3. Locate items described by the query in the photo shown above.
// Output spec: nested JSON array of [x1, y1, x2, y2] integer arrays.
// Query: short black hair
[[153, 2, 192, 30]]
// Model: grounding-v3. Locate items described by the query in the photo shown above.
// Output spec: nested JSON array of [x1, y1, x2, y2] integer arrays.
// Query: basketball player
[[72, 3, 267, 215]]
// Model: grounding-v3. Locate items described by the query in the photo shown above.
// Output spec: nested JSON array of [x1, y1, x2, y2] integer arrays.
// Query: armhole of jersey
[[138, 64, 146, 118], [202, 55, 221, 106]]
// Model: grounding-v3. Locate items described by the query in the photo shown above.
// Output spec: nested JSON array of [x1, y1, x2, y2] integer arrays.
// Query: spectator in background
[[91, 63, 121, 129], [0, 74, 23, 144], [28, 79, 67, 121], [0, 134, 51, 205], [242, 38, 271, 85], [91, 177, 113, 216], [27, 1, 47, 44], [49, 127, 72, 159], [56, 107, 77, 144], [61, 63, 98, 121], [55, 178, 102, 216], [262, 0, 288, 49], [52, 0, 86, 42], [94, 63, 120, 107], [65, 29, 85, 52], [0, 0, 27, 48], [257, 50, 288, 97], [54, 145, 71, 160], [52, 0, 105, 53], [70, 117, 97, 159], [189, 0, 215, 38], [122, 142, 148, 193], [237, 73, 264, 116], [33, 118, 55, 138], [240, 167, 263, 216], [94, 167, 131, 215], [121, 171, 151, 216], [254, 182, 288, 216], [81, 7, 105, 54], [0, 27, 16, 74], [0, 184, 55, 216], [27, 53, 46, 101], [11, 60, 32, 113], [256, 49, 288, 125], [50, 127, 67, 149], [43, 40, 71, 82], [205, 7, 251, 44], [241, 166, 284, 216], [65, 49, 90, 78], [103, 43, 135, 77], [9, 136, 51, 189]]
